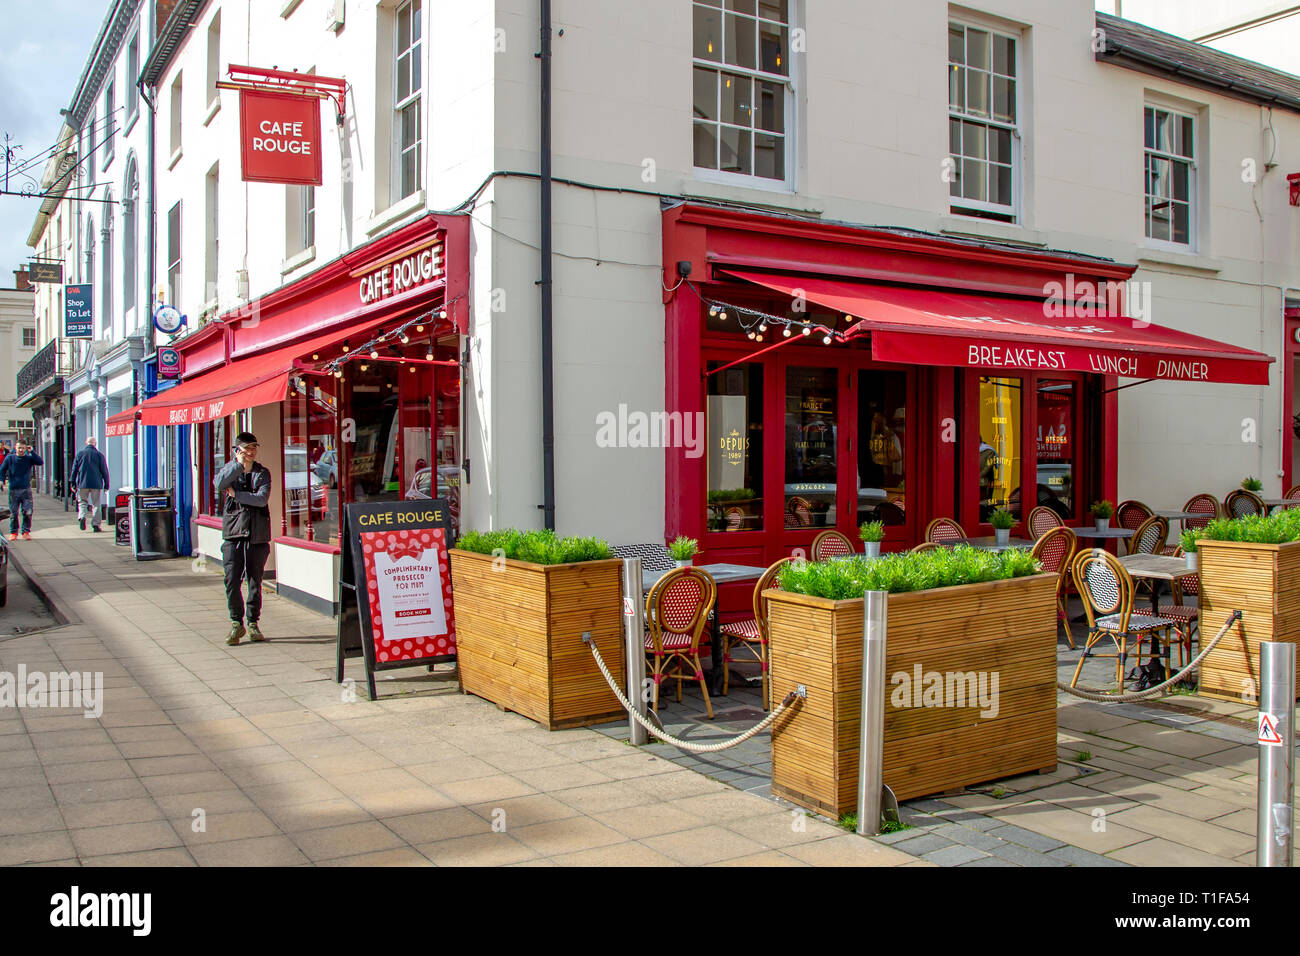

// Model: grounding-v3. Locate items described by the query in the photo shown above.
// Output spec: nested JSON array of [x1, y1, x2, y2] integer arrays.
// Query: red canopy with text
[[137, 317, 388, 426], [105, 405, 141, 437], [723, 270, 1273, 385]]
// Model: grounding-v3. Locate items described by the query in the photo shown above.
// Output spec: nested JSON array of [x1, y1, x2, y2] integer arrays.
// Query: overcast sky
[[0, 1, 110, 283]]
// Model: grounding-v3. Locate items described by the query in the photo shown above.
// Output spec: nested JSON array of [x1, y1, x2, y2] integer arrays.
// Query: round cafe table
[[1072, 527, 1134, 541]]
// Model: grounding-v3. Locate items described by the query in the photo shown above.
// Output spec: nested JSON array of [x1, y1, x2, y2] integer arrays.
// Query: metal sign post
[[621, 557, 648, 745], [1257, 641, 1295, 866], [857, 589, 887, 837]]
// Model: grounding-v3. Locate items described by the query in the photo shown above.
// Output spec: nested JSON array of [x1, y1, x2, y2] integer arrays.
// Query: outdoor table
[[643, 563, 765, 694], [1153, 509, 1200, 523], [1260, 498, 1300, 514], [960, 536, 1035, 553], [1073, 527, 1134, 542], [1117, 553, 1197, 616]]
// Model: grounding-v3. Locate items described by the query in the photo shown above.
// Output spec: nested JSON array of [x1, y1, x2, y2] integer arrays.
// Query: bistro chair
[[1070, 548, 1177, 694], [1115, 500, 1154, 533], [611, 542, 675, 575], [1182, 493, 1219, 530], [786, 496, 814, 528], [1163, 549, 1200, 670], [1285, 485, 1300, 503], [719, 558, 789, 710], [1027, 505, 1064, 540], [1031, 526, 1077, 649], [925, 517, 966, 545], [1224, 489, 1265, 519], [1126, 514, 1170, 557], [910, 541, 941, 553], [725, 507, 745, 532], [645, 567, 718, 719], [811, 530, 856, 561]]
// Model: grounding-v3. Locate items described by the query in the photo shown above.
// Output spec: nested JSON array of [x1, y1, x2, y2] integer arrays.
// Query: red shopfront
[[662, 203, 1271, 567], [137, 212, 469, 613]]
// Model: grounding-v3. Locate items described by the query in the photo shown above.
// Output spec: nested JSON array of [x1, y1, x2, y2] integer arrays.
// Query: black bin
[[133, 488, 177, 560]]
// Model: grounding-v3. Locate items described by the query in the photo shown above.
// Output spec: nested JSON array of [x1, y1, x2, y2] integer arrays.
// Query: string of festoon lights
[[685, 280, 847, 345], [315, 293, 467, 379]]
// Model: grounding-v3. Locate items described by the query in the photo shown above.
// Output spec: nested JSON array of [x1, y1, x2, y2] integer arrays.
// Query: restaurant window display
[[198, 417, 229, 517], [706, 360, 763, 532], [281, 377, 340, 544], [978, 376, 1022, 521], [1035, 380, 1074, 518], [785, 366, 837, 528], [857, 370, 908, 526]]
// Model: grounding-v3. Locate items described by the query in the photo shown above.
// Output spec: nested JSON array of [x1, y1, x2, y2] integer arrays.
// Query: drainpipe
[[538, 0, 555, 531], [140, 75, 156, 499]]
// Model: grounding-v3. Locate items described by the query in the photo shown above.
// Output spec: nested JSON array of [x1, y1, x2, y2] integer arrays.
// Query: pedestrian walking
[[214, 432, 273, 645], [70, 436, 111, 532], [0, 440, 44, 540]]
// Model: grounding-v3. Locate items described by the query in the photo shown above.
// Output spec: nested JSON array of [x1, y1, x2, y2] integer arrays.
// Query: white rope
[[583, 636, 801, 753], [1058, 611, 1242, 703]]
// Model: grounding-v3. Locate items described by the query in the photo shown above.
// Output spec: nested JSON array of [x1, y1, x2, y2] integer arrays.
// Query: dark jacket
[[71, 445, 111, 490], [214, 459, 273, 544], [0, 451, 43, 491]]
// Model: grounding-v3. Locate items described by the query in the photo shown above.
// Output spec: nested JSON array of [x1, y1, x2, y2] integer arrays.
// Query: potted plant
[[766, 547, 1057, 814], [450, 529, 625, 729], [1090, 499, 1114, 531], [859, 520, 884, 558], [989, 508, 1015, 546], [1180, 528, 1202, 570], [668, 535, 699, 568], [1242, 476, 1264, 492]]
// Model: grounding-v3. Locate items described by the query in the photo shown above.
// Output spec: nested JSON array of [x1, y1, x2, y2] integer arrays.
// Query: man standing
[[0, 441, 44, 540], [214, 432, 272, 646], [70, 436, 111, 532]]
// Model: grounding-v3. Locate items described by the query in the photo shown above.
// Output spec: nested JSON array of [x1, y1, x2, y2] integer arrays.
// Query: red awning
[[105, 405, 141, 437], [724, 270, 1274, 386], [137, 317, 388, 426]]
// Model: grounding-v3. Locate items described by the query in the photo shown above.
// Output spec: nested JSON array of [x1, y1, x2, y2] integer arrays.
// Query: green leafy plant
[[667, 535, 699, 561], [707, 488, 755, 503], [777, 545, 1040, 600], [1242, 476, 1264, 492], [1089, 500, 1114, 519], [1198, 507, 1300, 545], [990, 785, 1007, 798], [838, 811, 857, 831], [455, 528, 612, 565], [989, 508, 1016, 531], [858, 520, 885, 543], [1075, 750, 1092, 763], [1180, 528, 1204, 553], [880, 819, 912, 834]]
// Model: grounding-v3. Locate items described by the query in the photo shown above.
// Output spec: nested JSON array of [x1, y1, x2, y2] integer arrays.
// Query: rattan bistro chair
[[925, 517, 966, 545], [787, 496, 814, 528], [1115, 500, 1154, 533], [645, 567, 717, 719], [1070, 548, 1177, 693], [1224, 489, 1265, 519], [719, 558, 789, 710], [1127, 514, 1170, 557], [811, 529, 855, 561], [1162, 549, 1200, 669], [1182, 493, 1219, 529], [1031, 526, 1077, 649], [1285, 485, 1300, 503], [1027, 505, 1064, 540]]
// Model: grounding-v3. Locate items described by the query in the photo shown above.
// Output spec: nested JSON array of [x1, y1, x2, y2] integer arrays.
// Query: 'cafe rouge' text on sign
[[238, 89, 323, 186], [357, 239, 443, 305]]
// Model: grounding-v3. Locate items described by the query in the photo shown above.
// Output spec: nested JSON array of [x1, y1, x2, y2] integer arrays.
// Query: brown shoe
[[226, 622, 246, 646], [247, 621, 267, 643]]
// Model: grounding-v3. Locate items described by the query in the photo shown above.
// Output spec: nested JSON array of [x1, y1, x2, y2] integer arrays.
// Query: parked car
[[284, 449, 329, 516]]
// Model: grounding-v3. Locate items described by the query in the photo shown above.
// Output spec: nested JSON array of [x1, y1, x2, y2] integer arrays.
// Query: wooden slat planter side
[[769, 573, 1058, 818], [1198, 538, 1300, 702], [450, 550, 626, 730]]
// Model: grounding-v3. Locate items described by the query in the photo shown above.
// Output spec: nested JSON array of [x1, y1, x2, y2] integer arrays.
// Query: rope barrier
[[1058, 610, 1242, 703], [582, 634, 803, 753]]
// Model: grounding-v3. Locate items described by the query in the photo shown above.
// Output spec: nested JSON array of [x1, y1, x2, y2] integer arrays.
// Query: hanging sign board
[[158, 347, 182, 379], [64, 284, 93, 338], [238, 89, 323, 186], [29, 261, 62, 283], [336, 499, 457, 700]]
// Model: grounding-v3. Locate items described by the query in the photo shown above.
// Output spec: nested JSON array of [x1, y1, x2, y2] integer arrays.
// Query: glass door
[[783, 365, 840, 536], [856, 368, 909, 535]]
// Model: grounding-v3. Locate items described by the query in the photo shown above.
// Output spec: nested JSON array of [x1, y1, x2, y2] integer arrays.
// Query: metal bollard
[[621, 557, 648, 746], [1257, 641, 1295, 866], [857, 589, 888, 837]]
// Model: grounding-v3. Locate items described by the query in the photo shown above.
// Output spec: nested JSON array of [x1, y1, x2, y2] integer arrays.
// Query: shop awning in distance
[[137, 316, 389, 426], [724, 270, 1274, 386], [105, 404, 141, 437]]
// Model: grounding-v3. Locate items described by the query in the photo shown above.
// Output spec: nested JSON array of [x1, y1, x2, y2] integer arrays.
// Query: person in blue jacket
[[71, 436, 112, 532], [0, 440, 44, 539]]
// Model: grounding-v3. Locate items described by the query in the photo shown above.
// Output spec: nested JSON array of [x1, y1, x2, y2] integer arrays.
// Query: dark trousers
[[221, 539, 270, 624], [8, 488, 32, 534]]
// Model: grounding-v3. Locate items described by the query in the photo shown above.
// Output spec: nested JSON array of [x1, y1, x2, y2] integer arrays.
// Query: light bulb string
[[316, 293, 467, 374], [681, 279, 850, 344]]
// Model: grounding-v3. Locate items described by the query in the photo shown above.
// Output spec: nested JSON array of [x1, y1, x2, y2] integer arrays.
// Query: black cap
[[234, 432, 259, 447]]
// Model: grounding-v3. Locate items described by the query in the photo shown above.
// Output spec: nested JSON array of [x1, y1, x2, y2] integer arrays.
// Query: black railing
[[17, 339, 59, 402]]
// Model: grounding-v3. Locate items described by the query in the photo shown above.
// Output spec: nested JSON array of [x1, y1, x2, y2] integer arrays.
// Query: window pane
[[757, 0, 786, 22], [755, 79, 783, 132], [1144, 106, 1155, 149], [1149, 155, 1170, 198], [411, 0, 422, 41], [962, 121, 986, 159], [346, 363, 403, 504], [694, 121, 718, 168], [1172, 201, 1190, 244], [962, 158, 986, 201], [993, 34, 1015, 76], [991, 163, 1012, 206], [724, 12, 756, 69], [726, 0, 756, 14], [967, 69, 989, 117], [1154, 109, 1172, 153], [785, 367, 837, 528], [707, 361, 763, 532], [758, 19, 787, 74], [1036, 381, 1073, 519], [948, 25, 965, 64], [694, 67, 717, 120], [949, 64, 964, 111], [992, 75, 1015, 123], [401, 101, 419, 149], [398, 3, 410, 47], [1172, 161, 1189, 202], [949, 117, 961, 154], [967, 28, 990, 70], [720, 126, 751, 174], [979, 376, 1022, 521], [411, 49, 422, 95], [989, 126, 1011, 164], [397, 52, 411, 101], [721, 73, 751, 126], [693, 3, 722, 61], [283, 385, 309, 538], [1178, 115, 1194, 158], [754, 132, 783, 179], [858, 370, 907, 527]]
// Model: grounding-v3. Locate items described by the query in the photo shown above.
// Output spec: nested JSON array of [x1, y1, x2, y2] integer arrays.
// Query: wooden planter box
[[768, 574, 1058, 817], [450, 549, 626, 730], [1197, 538, 1300, 702]]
